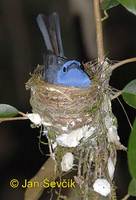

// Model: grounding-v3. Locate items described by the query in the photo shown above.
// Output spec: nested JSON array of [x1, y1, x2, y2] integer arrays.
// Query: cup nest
[[26, 64, 102, 134]]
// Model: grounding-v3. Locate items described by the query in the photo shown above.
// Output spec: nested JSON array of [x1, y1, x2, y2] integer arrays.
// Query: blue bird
[[36, 13, 91, 88]]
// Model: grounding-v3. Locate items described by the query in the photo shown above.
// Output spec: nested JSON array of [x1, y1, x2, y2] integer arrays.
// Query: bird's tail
[[36, 12, 64, 57]]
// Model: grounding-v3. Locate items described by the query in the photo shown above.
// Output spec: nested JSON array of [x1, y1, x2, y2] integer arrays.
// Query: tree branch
[[111, 57, 136, 71], [24, 157, 56, 200], [0, 116, 28, 123], [93, 0, 104, 63], [121, 194, 130, 200]]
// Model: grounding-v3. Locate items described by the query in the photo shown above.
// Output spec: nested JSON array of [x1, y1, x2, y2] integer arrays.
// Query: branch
[[0, 116, 28, 123], [93, 0, 104, 63], [24, 157, 56, 200], [18, 111, 27, 117], [111, 57, 136, 71], [121, 194, 130, 200], [111, 90, 122, 100]]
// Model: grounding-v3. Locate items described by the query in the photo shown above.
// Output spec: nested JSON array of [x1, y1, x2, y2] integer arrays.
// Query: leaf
[[128, 119, 136, 178], [122, 79, 136, 109], [118, 0, 136, 15], [128, 178, 136, 196], [0, 104, 19, 118], [101, 0, 136, 15], [101, 0, 120, 10]]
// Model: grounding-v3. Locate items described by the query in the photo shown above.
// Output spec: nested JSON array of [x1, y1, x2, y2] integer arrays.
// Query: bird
[[36, 12, 91, 88]]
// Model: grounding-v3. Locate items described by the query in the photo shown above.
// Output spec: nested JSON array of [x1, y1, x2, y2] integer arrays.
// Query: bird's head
[[56, 60, 91, 88]]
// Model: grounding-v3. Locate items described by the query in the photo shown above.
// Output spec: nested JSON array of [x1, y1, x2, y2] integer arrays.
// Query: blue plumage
[[36, 13, 91, 88]]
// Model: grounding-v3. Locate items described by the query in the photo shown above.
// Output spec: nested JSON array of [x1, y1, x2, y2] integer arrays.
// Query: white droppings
[[56, 132, 82, 147], [56, 125, 92, 147], [108, 157, 115, 179], [27, 113, 42, 125], [61, 152, 74, 172], [107, 125, 120, 143], [93, 178, 111, 197], [27, 113, 53, 127]]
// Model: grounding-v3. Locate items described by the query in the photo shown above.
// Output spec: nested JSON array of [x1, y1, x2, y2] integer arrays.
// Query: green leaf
[[122, 79, 136, 109], [0, 104, 19, 118], [128, 178, 136, 196], [101, 0, 120, 10], [118, 0, 136, 15], [128, 119, 136, 178]]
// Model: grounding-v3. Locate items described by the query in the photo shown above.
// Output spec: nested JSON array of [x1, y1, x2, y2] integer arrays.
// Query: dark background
[[0, 0, 136, 199]]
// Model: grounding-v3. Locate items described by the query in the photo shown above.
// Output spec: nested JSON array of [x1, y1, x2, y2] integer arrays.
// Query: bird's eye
[[80, 64, 84, 70], [63, 66, 67, 72]]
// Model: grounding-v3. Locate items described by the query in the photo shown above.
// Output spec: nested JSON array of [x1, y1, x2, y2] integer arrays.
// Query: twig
[[93, 0, 104, 63], [117, 97, 132, 129], [0, 111, 29, 123], [121, 194, 130, 200], [0, 116, 28, 123], [18, 111, 27, 117], [24, 157, 56, 200], [111, 57, 136, 71], [111, 90, 122, 100], [101, 10, 109, 21]]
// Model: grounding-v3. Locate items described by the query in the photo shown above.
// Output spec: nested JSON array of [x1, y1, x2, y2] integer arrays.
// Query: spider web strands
[[117, 97, 132, 129], [108, 87, 132, 129], [38, 125, 48, 155], [85, 58, 132, 145], [84, 58, 132, 101], [84, 57, 119, 74]]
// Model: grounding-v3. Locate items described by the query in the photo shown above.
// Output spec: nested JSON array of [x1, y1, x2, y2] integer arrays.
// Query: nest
[[26, 64, 103, 134], [26, 61, 123, 199]]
